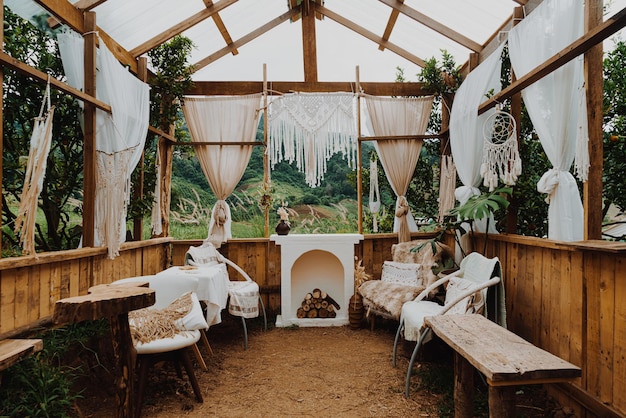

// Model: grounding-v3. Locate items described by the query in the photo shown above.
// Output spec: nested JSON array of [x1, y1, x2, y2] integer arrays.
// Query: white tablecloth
[[156, 265, 230, 326]]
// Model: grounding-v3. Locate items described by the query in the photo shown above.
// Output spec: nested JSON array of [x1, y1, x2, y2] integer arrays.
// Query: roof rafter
[[73, 0, 108, 11], [378, 0, 482, 53], [129, 0, 239, 58], [479, 6, 626, 114], [191, 7, 300, 73], [35, 0, 138, 73], [379, 0, 403, 52], [314, 3, 427, 68], [204, 0, 238, 56]]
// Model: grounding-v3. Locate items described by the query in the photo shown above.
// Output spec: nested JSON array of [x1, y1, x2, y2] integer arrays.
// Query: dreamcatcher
[[368, 155, 381, 232], [480, 105, 522, 191]]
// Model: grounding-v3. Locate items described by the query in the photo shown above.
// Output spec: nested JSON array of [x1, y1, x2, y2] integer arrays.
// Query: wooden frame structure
[[2, 0, 626, 416]]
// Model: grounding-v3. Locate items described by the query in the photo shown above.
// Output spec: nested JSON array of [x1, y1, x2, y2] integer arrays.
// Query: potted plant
[[415, 186, 512, 262]]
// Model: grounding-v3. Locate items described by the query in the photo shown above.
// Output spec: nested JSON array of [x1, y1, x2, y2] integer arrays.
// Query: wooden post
[[583, 0, 604, 240], [356, 66, 363, 234], [132, 57, 148, 241], [454, 352, 474, 418], [263, 63, 270, 238], [302, 0, 318, 83], [82, 12, 98, 247], [488, 386, 516, 418]]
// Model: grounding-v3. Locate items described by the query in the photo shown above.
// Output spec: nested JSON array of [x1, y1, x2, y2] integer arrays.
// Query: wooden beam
[[204, 0, 238, 56], [148, 125, 176, 143], [187, 81, 428, 96], [192, 8, 299, 73], [314, 3, 427, 67], [0, 51, 111, 112], [73, 0, 107, 10], [378, 0, 483, 53], [129, 0, 238, 58], [36, 0, 138, 73], [583, 0, 604, 240], [302, 0, 317, 82], [379, 0, 403, 52], [82, 12, 97, 248], [478, 6, 626, 115]]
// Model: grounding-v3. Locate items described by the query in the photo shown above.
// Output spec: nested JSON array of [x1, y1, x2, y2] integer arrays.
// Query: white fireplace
[[271, 233, 363, 327]]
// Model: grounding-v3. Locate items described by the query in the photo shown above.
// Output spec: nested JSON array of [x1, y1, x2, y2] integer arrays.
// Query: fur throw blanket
[[358, 280, 426, 320]]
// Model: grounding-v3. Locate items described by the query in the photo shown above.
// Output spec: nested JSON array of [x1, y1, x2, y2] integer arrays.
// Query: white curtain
[[268, 92, 358, 188], [182, 94, 262, 246], [58, 30, 150, 258], [508, 0, 587, 241], [450, 42, 505, 234], [363, 94, 434, 242]]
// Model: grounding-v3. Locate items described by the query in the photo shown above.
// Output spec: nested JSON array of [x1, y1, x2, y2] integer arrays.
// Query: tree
[[2, 8, 84, 254], [603, 40, 626, 219]]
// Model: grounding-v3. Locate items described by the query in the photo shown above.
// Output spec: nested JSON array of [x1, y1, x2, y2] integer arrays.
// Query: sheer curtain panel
[[182, 94, 262, 246], [508, 0, 587, 241], [363, 94, 434, 242]]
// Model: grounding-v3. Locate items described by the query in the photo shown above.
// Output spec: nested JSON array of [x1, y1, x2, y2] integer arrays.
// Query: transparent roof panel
[[5, 0, 626, 83]]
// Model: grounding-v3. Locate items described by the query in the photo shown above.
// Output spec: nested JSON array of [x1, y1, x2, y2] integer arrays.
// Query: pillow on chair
[[443, 277, 485, 316], [381, 261, 422, 287], [129, 291, 208, 345]]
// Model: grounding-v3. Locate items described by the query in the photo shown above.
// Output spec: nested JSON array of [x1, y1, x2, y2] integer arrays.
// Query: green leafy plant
[[416, 187, 512, 260], [0, 320, 109, 417]]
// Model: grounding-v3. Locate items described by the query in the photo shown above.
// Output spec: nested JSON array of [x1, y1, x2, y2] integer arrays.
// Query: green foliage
[[603, 41, 626, 218], [147, 36, 195, 130], [449, 187, 511, 224], [417, 50, 463, 96], [2, 7, 84, 254], [0, 320, 108, 417]]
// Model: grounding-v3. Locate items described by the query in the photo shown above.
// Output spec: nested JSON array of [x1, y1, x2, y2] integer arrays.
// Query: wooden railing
[[2, 232, 625, 416], [478, 233, 626, 418], [0, 238, 171, 339]]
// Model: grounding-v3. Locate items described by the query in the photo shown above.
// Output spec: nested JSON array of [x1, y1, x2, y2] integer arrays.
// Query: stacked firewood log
[[296, 288, 340, 319]]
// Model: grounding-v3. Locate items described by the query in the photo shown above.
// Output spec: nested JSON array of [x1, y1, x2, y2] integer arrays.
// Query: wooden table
[[424, 314, 581, 418], [54, 282, 155, 418]]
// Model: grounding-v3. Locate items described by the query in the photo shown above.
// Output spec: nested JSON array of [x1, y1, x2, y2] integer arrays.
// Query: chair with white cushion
[[392, 252, 506, 398], [113, 275, 208, 417], [185, 241, 268, 350]]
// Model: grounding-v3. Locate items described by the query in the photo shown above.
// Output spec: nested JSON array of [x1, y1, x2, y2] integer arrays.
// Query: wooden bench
[[424, 314, 581, 418], [0, 339, 44, 382]]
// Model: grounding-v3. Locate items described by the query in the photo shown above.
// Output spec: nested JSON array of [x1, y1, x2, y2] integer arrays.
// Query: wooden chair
[[113, 275, 207, 417], [392, 252, 506, 397], [185, 242, 267, 350], [358, 239, 453, 328]]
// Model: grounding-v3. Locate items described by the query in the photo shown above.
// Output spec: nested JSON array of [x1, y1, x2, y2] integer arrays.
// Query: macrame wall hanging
[[368, 155, 381, 232], [14, 78, 55, 256], [438, 154, 456, 223], [480, 105, 522, 191], [268, 92, 357, 188]]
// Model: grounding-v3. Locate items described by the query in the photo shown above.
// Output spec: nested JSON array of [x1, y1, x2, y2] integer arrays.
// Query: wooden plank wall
[[0, 238, 171, 339], [479, 234, 626, 417]]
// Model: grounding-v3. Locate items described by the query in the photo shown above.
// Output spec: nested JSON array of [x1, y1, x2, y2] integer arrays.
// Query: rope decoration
[[368, 156, 381, 232], [480, 106, 522, 191]]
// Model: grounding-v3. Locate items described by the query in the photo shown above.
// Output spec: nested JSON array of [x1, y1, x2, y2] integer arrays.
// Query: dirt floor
[[74, 315, 563, 417]]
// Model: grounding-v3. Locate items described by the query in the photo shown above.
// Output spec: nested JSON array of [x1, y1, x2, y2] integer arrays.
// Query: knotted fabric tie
[[395, 196, 410, 243]]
